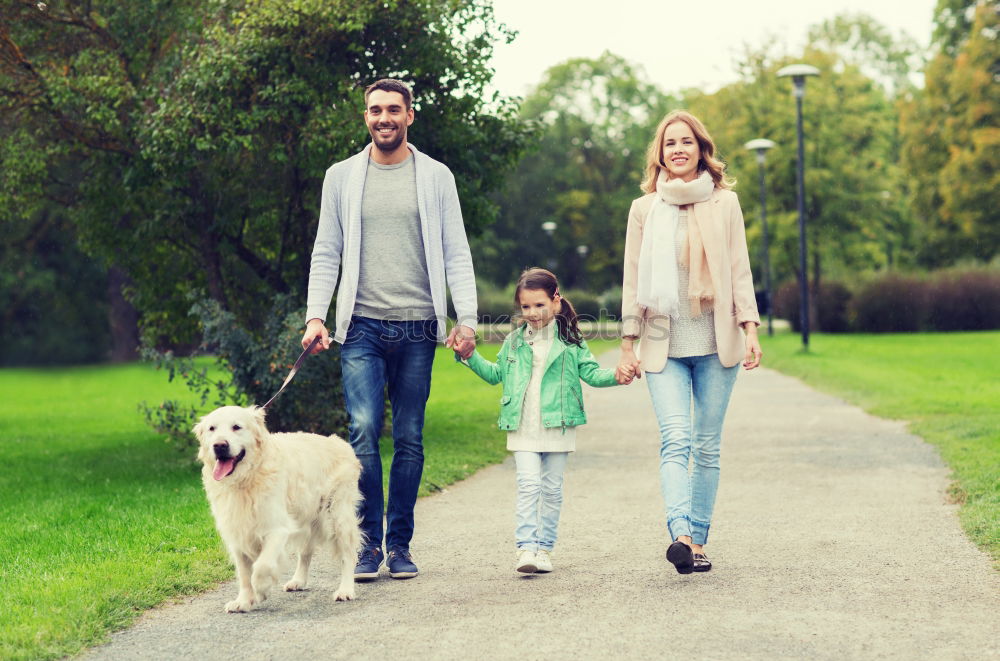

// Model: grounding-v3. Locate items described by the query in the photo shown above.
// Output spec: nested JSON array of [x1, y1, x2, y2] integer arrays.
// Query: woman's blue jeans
[[645, 354, 738, 546], [340, 316, 437, 553], [513, 451, 569, 552]]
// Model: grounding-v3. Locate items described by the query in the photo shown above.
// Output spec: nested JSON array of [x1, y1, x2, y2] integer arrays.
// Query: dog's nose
[[213, 442, 230, 457]]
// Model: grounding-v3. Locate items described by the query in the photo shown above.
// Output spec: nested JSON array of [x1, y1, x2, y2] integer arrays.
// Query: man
[[301, 79, 477, 581]]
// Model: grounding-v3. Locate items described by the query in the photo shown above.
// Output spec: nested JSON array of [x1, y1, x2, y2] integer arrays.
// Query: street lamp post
[[541, 221, 557, 271], [777, 63, 819, 350], [575, 244, 589, 289], [744, 138, 776, 337]]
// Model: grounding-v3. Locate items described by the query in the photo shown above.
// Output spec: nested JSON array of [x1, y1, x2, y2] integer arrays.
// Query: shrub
[[476, 285, 514, 324], [816, 281, 852, 333], [772, 279, 852, 332], [141, 295, 348, 451], [772, 280, 802, 331], [925, 268, 1000, 331], [562, 288, 601, 321], [852, 274, 928, 333], [598, 288, 623, 321]]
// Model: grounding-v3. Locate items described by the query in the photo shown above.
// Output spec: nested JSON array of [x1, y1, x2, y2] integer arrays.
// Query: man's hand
[[302, 318, 331, 354], [445, 324, 476, 359]]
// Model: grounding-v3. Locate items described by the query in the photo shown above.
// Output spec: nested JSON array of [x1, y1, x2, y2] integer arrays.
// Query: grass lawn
[[762, 330, 1000, 564], [0, 362, 231, 661]]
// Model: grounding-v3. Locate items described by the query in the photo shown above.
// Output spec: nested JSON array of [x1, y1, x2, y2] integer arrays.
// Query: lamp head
[[744, 138, 776, 164], [778, 64, 820, 97]]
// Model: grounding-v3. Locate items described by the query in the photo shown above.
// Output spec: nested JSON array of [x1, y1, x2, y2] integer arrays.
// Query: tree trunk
[[107, 266, 139, 362]]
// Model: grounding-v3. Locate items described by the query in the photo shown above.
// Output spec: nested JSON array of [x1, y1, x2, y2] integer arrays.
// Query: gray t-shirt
[[353, 154, 435, 321]]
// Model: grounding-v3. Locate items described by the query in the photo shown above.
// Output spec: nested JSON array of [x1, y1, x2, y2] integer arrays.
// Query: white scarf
[[636, 170, 715, 318]]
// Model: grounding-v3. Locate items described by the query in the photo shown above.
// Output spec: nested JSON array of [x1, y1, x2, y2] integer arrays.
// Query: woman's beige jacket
[[621, 188, 760, 372]]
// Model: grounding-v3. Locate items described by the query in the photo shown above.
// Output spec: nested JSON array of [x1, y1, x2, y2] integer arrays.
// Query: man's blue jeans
[[341, 315, 437, 553], [645, 354, 738, 546]]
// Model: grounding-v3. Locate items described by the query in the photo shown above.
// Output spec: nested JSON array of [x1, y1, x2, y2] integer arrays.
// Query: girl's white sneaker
[[516, 549, 538, 573], [535, 549, 553, 573]]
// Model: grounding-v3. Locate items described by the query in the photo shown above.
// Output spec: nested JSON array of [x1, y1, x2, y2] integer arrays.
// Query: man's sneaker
[[535, 549, 553, 573], [516, 548, 538, 574], [355, 547, 384, 581], [386, 549, 419, 579]]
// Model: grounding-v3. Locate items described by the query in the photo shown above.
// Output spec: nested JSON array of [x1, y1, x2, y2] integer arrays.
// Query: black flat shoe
[[666, 541, 694, 574], [692, 553, 712, 572]]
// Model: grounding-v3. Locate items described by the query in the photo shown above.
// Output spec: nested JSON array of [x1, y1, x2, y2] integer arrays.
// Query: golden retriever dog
[[193, 405, 362, 613]]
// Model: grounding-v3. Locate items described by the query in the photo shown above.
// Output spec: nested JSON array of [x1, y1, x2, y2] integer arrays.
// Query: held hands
[[302, 319, 332, 354], [742, 323, 762, 370], [445, 324, 477, 359], [616, 345, 641, 385]]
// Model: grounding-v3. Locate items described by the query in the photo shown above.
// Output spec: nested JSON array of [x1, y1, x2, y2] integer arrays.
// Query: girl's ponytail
[[556, 296, 583, 347]]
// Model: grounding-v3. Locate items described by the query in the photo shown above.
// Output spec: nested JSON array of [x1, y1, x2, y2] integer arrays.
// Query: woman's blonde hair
[[640, 110, 734, 193]]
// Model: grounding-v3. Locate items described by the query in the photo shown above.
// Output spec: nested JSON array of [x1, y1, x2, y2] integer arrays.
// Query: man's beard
[[370, 123, 406, 153]]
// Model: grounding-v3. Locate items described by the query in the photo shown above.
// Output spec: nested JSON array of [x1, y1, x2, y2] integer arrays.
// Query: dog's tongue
[[213, 458, 235, 481]]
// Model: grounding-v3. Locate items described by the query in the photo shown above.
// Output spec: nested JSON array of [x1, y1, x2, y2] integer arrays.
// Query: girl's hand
[[742, 324, 762, 369], [446, 325, 477, 359]]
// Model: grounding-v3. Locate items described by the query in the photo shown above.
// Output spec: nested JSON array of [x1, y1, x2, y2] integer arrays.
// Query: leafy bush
[[141, 295, 347, 451], [599, 288, 623, 321], [772, 279, 853, 332], [562, 288, 601, 320], [851, 274, 928, 332], [476, 285, 515, 324], [769, 268, 1000, 333], [924, 268, 1000, 331], [0, 216, 111, 366]]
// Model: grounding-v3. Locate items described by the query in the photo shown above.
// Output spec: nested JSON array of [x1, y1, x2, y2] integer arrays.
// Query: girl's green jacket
[[461, 324, 619, 432]]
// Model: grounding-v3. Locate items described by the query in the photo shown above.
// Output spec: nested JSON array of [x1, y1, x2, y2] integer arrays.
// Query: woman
[[617, 110, 762, 574]]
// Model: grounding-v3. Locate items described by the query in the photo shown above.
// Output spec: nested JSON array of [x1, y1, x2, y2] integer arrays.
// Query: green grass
[[0, 362, 231, 661], [410, 346, 507, 495], [763, 330, 1000, 564], [0, 349, 513, 660]]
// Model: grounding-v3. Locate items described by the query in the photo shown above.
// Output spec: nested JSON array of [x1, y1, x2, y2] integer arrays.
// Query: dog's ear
[[192, 415, 210, 463], [249, 406, 269, 446]]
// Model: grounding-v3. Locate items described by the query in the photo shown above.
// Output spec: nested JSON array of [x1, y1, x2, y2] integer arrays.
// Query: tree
[[685, 17, 914, 326], [1, 0, 532, 348], [474, 51, 677, 295], [901, 0, 999, 265], [933, 0, 982, 55]]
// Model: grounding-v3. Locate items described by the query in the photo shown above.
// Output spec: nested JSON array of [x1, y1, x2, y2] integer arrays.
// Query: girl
[[618, 110, 762, 574], [459, 268, 630, 574]]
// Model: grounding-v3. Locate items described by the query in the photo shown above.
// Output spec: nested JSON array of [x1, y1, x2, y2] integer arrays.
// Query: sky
[[488, 0, 939, 98]]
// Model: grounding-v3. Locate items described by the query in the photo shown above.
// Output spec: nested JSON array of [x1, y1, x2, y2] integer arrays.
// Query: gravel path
[[81, 358, 1000, 661]]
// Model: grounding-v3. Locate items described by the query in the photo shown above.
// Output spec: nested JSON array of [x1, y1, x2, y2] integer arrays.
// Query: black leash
[[262, 336, 323, 409]]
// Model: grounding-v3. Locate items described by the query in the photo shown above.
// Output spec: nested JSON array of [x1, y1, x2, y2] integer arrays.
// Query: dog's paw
[[284, 578, 308, 592], [225, 596, 256, 613], [251, 569, 277, 600], [333, 588, 356, 602]]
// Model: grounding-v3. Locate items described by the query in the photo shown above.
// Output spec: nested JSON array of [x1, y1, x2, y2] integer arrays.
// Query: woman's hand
[[742, 323, 762, 369], [617, 341, 642, 384], [615, 363, 635, 385]]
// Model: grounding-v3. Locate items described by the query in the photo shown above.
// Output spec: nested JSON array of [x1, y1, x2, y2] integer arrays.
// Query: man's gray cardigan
[[306, 143, 478, 344]]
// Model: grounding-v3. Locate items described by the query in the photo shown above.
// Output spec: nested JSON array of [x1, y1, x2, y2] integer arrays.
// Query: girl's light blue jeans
[[513, 451, 569, 551], [646, 354, 738, 546]]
